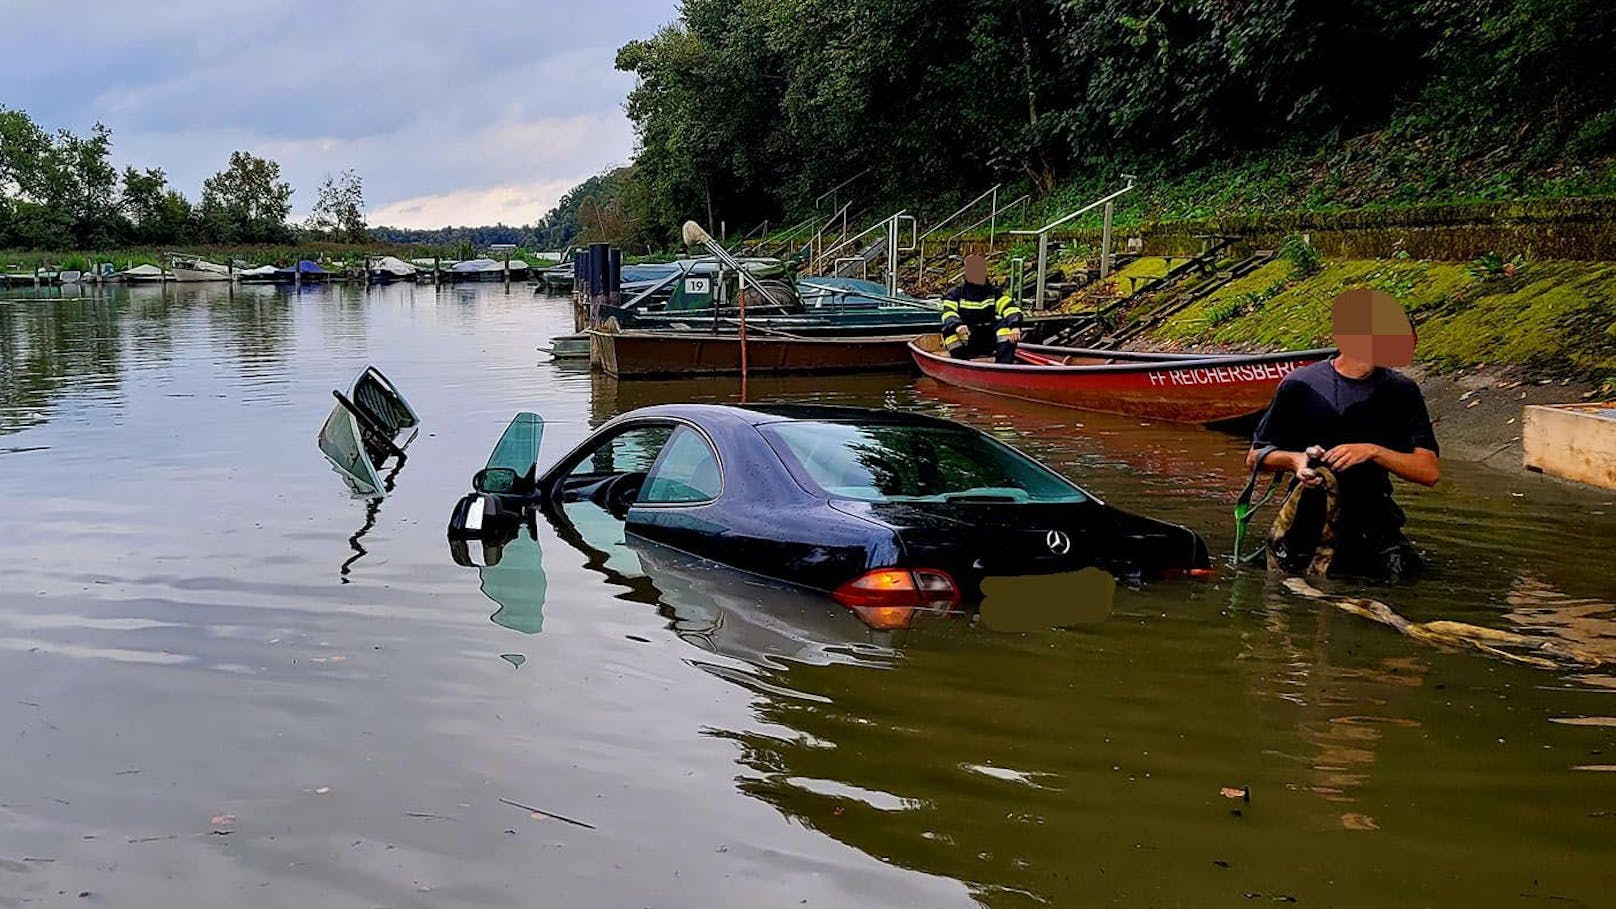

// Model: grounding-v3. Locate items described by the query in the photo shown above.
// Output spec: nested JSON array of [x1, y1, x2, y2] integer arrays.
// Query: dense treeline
[[0, 105, 371, 250], [602, 0, 1616, 245], [369, 224, 537, 248]]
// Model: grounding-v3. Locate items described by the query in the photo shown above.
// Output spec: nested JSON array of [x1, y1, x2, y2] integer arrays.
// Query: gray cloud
[[0, 0, 675, 227]]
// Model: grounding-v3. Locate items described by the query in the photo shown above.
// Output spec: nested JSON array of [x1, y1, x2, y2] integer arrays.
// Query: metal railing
[[811, 211, 915, 294], [1008, 177, 1136, 310], [814, 168, 870, 212], [810, 202, 853, 263]]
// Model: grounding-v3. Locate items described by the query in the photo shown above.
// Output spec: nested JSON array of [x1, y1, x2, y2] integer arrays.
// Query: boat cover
[[371, 256, 417, 276]]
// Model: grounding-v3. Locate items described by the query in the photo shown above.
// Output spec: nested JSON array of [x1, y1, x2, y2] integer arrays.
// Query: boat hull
[[909, 335, 1332, 424], [170, 268, 232, 282], [591, 330, 918, 379]]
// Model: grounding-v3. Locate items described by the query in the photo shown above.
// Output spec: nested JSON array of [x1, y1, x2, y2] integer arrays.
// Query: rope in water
[[1259, 465, 1604, 671], [1234, 456, 1603, 669], [1282, 577, 1605, 671]]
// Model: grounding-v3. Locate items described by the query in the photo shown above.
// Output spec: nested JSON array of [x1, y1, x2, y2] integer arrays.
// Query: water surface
[[2, 282, 1614, 907]]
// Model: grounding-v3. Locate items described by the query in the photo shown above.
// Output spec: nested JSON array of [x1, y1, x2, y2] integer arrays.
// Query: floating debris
[[498, 797, 595, 830], [1284, 578, 1605, 670]]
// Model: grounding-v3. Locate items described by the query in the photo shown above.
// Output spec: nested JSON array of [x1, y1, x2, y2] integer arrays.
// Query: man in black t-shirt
[[1247, 289, 1440, 580]]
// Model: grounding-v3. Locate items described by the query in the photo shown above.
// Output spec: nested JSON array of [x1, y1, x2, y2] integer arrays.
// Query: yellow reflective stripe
[[995, 327, 1016, 339]]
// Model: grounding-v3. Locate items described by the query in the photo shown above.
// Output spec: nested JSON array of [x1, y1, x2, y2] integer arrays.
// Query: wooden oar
[[1014, 348, 1062, 367]]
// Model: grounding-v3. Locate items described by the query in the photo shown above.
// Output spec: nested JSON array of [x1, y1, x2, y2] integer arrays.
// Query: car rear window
[[759, 420, 1088, 504]]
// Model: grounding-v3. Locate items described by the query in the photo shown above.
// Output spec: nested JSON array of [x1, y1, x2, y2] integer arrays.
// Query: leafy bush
[[1279, 234, 1322, 278], [1466, 251, 1525, 281]]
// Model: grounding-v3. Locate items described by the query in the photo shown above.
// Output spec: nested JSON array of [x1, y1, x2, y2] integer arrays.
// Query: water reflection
[[451, 516, 550, 635], [540, 500, 898, 672], [4, 285, 1616, 906], [0, 294, 123, 435]]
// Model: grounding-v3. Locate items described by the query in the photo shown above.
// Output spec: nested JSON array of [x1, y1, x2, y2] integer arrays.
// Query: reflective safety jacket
[[941, 281, 1024, 350]]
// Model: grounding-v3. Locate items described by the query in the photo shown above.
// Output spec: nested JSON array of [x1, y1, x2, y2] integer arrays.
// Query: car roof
[[612, 402, 965, 430]]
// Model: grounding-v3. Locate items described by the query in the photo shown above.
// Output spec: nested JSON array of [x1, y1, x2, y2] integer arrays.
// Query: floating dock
[[1523, 403, 1616, 491]]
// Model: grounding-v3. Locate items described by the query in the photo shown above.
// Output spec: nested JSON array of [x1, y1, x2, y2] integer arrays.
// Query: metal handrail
[[944, 194, 1029, 243], [917, 184, 1000, 243], [1006, 177, 1137, 310], [812, 211, 901, 272], [810, 201, 853, 260], [814, 168, 871, 210], [1009, 180, 1135, 238]]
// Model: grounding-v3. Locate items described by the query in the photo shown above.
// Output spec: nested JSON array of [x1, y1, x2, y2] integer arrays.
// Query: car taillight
[[1162, 566, 1216, 579], [832, 568, 960, 628]]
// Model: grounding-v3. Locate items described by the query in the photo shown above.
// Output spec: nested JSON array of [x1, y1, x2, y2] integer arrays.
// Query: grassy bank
[[1147, 256, 1616, 391]]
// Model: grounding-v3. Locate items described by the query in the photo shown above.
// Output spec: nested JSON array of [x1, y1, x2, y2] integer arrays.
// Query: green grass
[[1154, 257, 1616, 384]]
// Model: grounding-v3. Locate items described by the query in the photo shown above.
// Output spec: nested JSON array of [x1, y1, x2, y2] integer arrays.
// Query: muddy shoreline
[[1408, 365, 1598, 473]]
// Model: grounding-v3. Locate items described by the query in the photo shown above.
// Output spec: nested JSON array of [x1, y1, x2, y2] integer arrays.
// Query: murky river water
[[2, 281, 1615, 907]]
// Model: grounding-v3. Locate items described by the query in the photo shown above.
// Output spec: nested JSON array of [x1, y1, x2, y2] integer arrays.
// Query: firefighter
[[941, 254, 1023, 363]]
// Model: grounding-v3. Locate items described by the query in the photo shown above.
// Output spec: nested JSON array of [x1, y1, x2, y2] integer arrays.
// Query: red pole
[[738, 285, 749, 402]]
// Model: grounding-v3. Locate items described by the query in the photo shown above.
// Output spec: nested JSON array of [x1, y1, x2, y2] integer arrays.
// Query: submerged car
[[448, 404, 1210, 627]]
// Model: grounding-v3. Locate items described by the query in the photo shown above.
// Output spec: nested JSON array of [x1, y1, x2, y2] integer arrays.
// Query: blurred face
[[963, 254, 988, 285], [1333, 288, 1415, 367]]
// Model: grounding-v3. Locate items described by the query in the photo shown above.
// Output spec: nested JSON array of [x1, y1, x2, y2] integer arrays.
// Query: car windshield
[[759, 420, 1088, 504]]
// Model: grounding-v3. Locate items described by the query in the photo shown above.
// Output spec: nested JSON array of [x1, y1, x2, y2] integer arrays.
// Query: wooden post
[[433, 256, 440, 285], [503, 249, 511, 289], [294, 255, 302, 287]]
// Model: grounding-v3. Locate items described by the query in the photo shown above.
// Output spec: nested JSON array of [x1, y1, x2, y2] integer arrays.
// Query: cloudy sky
[[0, 0, 678, 228]]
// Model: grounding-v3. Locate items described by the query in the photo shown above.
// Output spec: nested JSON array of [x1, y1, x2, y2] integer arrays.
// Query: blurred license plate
[[978, 569, 1115, 631]]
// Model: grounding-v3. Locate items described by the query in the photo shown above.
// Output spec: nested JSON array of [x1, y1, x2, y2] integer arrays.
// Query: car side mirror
[[475, 467, 519, 494]]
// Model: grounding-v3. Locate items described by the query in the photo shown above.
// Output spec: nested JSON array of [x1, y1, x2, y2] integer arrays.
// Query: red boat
[[909, 334, 1333, 424]]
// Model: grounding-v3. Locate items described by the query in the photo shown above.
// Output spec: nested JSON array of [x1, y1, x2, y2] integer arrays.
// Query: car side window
[[639, 426, 721, 504], [567, 425, 674, 477]]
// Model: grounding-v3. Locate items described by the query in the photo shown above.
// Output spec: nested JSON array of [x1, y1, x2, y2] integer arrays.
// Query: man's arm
[[1246, 447, 1324, 486], [1321, 444, 1440, 487]]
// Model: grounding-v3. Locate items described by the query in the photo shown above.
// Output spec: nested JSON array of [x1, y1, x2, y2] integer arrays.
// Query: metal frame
[[832, 257, 868, 280], [814, 168, 871, 212], [1008, 178, 1137, 310]]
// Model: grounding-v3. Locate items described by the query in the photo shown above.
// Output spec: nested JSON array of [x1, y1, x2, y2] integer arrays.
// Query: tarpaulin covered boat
[[117, 263, 171, 283], [909, 334, 1333, 424], [368, 256, 418, 281], [274, 260, 330, 283]]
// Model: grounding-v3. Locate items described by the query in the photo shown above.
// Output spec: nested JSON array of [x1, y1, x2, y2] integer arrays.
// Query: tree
[[52, 124, 119, 247], [199, 151, 293, 243], [0, 105, 51, 201], [304, 168, 367, 242]]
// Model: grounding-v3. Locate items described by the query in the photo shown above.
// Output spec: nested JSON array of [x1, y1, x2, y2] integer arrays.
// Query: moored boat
[[541, 333, 592, 359], [274, 260, 331, 283], [368, 255, 418, 282], [909, 334, 1333, 424], [169, 255, 233, 282], [590, 328, 918, 378], [236, 264, 278, 283], [116, 264, 170, 283], [445, 258, 531, 281]]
